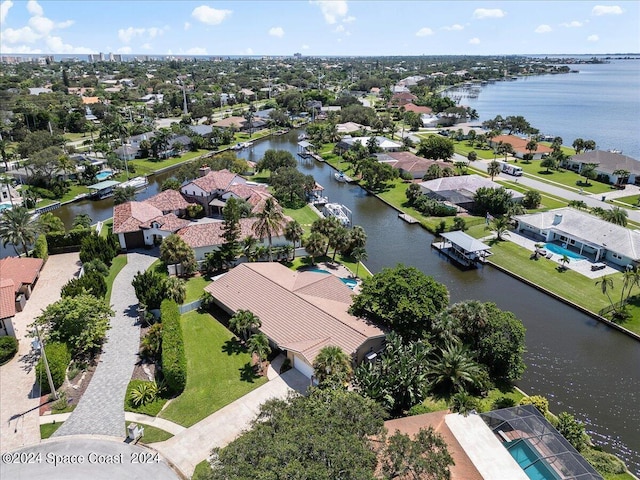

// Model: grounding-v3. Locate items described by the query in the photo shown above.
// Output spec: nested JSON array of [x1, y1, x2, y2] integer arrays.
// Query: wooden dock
[[398, 213, 418, 224]]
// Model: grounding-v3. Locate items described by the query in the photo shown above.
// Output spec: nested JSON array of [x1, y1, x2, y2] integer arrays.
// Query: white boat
[[119, 176, 148, 191], [298, 133, 308, 140], [334, 172, 347, 182], [322, 203, 352, 227]]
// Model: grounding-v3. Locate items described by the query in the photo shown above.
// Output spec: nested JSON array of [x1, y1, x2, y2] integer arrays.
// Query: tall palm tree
[[351, 246, 367, 278], [304, 232, 327, 265], [312, 345, 352, 388], [229, 310, 261, 342], [525, 139, 538, 158], [330, 225, 350, 262], [284, 220, 304, 259], [252, 198, 285, 262], [247, 332, 271, 374], [595, 275, 616, 312], [490, 216, 511, 241], [164, 276, 187, 304], [0, 206, 39, 256], [487, 160, 501, 181], [428, 342, 483, 397], [603, 207, 627, 227]]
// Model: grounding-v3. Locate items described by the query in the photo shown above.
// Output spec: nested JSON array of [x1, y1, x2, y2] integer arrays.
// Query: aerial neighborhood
[[1, 35, 639, 480]]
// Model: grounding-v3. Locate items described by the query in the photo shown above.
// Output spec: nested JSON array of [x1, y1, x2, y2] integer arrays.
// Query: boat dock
[[432, 231, 492, 269], [398, 213, 418, 224]]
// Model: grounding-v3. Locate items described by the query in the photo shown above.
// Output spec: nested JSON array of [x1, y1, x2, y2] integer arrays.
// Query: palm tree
[[0, 206, 39, 256], [304, 232, 327, 265], [242, 235, 258, 260], [602, 207, 627, 227], [229, 310, 261, 342], [525, 139, 538, 158], [151, 128, 172, 159], [247, 332, 271, 374], [164, 276, 187, 304], [351, 246, 368, 278], [487, 160, 501, 180], [559, 255, 570, 271], [252, 198, 285, 262], [330, 226, 350, 262], [312, 345, 353, 388], [429, 342, 483, 397], [284, 220, 304, 259], [595, 276, 616, 313], [490, 216, 511, 241]]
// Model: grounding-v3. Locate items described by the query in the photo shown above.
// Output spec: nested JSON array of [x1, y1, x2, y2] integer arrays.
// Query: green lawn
[[40, 422, 63, 439], [106, 255, 127, 304], [283, 204, 321, 232], [159, 311, 267, 427], [517, 161, 612, 194], [127, 150, 209, 176], [192, 460, 212, 480], [184, 275, 212, 304], [125, 421, 173, 443], [63, 132, 89, 142], [99, 218, 114, 238], [613, 194, 640, 207]]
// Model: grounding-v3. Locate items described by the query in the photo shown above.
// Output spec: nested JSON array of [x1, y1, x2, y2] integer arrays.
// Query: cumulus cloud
[[184, 21, 191, 31], [245, 47, 254, 55], [0, 42, 41, 54], [469, 37, 480, 44], [28, 14, 54, 35], [26, 0, 42, 16], [117, 46, 132, 54], [46, 35, 92, 54], [560, 20, 583, 28], [2, 26, 39, 44], [587, 34, 599, 42], [592, 5, 623, 16], [187, 47, 207, 55], [191, 5, 232, 25], [311, 0, 349, 24], [535, 24, 552, 33], [1, 0, 14, 24], [443, 23, 464, 31], [269, 26, 284, 37], [416, 27, 434, 37], [56, 19, 74, 29], [473, 8, 506, 19], [118, 26, 166, 44]]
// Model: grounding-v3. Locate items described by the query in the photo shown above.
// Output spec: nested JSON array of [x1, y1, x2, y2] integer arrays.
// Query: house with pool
[[514, 207, 639, 268]]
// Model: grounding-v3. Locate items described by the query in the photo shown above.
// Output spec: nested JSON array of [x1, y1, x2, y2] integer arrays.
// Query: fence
[[179, 299, 202, 315]]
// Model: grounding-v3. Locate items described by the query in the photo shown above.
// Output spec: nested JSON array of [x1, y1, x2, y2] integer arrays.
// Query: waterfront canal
[[17, 130, 640, 472]]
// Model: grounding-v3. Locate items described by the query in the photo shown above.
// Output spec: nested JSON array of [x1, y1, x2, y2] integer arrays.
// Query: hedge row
[[36, 341, 70, 394], [160, 300, 187, 394], [79, 234, 119, 266], [61, 271, 107, 299], [33, 235, 48, 262], [0, 337, 18, 365], [46, 228, 93, 253]]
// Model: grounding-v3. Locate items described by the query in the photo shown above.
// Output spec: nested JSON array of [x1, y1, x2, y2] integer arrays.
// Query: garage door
[[292, 354, 315, 379], [123, 231, 145, 249]]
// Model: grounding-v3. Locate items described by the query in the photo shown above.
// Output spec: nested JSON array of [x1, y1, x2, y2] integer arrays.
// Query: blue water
[[462, 59, 640, 160], [95, 170, 113, 181], [302, 267, 358, 289], [544, 242, 586, 261], [509, 441, 560, 480], [0, 204, 11, 212]]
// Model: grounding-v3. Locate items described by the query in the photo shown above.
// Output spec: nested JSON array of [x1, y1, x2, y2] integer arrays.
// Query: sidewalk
[[0, 253, 81, 453]]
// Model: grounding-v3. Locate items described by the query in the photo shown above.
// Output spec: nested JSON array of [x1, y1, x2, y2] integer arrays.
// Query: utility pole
[[32, 324, 58, 400]]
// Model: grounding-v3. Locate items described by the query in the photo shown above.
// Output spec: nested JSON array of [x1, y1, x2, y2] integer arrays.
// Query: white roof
[[419, 174, 525, 199], [515, 207, 640, 260], [442, 231, 491, 252]]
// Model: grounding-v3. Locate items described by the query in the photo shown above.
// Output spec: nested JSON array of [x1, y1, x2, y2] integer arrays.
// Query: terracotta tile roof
[[205, 263, 385, 364], [140, 213, 192, 232], [177, 217, 278, 248], [211, 116, 246, 128], [387, 151, 450, 173], [184, 169, 240, 194], [491, 135, 554, 154], [81, 96, 101, 105], [0, 257, 44, 292], [113, 201, 163, 234], [403, 102, 433, 114], [146, 189, 194, 213], [383, 411, 483, 480], [0, 278, 15, 319]]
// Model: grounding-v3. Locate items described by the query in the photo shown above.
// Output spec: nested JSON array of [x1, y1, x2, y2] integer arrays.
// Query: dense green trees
[[313, 346, 353, 388], [416, 135, 455, 161], [473, 186, 514, 216], [160, 233, 197, 275], [252, 197, 285, 261], [79, 232, 119, 266], [229, 310, 261, 342]]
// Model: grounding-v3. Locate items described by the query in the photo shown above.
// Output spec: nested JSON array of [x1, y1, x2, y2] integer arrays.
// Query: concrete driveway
[[0, 253, 81, 454]]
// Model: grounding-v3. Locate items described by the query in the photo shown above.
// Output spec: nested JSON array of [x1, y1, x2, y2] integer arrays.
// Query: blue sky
[[1, 1, 638, 56]]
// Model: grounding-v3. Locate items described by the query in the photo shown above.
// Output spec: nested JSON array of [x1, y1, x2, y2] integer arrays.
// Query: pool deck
[[313, 261, 362, 293]]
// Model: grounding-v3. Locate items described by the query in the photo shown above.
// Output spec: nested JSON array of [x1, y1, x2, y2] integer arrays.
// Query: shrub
[[519, 395, 549, 415], [160, 300, 187, 394], [132, 270, 167, 310], [522, 189, 542, 209], [556, 412, 588, 452], [35, 342, 70, 394], [408, 404, 432, 416], [51, 391, 69, 411], [0, 336, 19, 365], [61, 271, 107, 299], [33, 235, 48, 261], [82, 259, 109, 277], [46, 228, 93, 253], [129, 381, 159, 407], [492, 396, 517, 410], [581, 447, 626, 475], [79, 233, 119, 266], [187, 204, 204, 219], [140, 323, 163, 362]]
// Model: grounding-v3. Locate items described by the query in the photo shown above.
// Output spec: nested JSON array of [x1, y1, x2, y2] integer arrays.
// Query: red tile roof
[[205, 263, 385, 364], [140, 213, 192, 232], [0, 257, 44, 292], [177, 218, 270, 248], [387, 151, 450, 173], [184, 169, 240, 194], [0, 278, 15, 319], [146, 189, 194, 213], [113, 201, 163, 234], [403, 102, 433, 114], [211, 116, 246, 128], [491, 135, 553, 154]]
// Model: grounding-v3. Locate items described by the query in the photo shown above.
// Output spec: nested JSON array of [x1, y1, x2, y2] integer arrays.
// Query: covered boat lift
[[88, 180, 120, 199], [434, 231, 492, 268]]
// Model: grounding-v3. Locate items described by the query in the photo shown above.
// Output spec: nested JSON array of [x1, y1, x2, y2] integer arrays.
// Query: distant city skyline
[[1, 0, 639, 57]]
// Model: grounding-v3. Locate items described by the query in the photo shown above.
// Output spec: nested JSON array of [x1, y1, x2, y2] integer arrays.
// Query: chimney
[[552, 213, 563, 225], [199, 165, 211, 177]]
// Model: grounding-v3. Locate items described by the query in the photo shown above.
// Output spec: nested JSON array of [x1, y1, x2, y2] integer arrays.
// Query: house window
[[569, 239, 575, 245], [560, 235, 567, 242], [612, 253, 622, 260]]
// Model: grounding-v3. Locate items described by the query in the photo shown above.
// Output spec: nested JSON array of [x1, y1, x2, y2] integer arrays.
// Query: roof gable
[[0, 257, 44, 292]]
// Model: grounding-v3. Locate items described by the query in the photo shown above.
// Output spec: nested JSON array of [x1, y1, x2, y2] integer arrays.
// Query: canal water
[[8, 131, 640, 472]]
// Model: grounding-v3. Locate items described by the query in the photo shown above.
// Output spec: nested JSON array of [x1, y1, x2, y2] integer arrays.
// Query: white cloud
[[343, 15, 355, 23], [147, 27, 165, 38], [473, 8, 506, 19], [245, 47, 254, 55], [560, 20, 583, 28], [311, 0, 348, 24], [587, 34, 599, 42], [117, 46, 132, 54], [469, 37, 480, 44], [302, 44, 310, 50], [28, 14, 54, 35], [416, 27, 434, 37], [3, 26, 39, 44], [45, 35, 92, 54], [142, 43, 152, 50], [187, 47, 207, 55], [191, 5, 232, 25], [118, 26, 165, 44], [592, 5, 623, 16], [0, 42, 41, 54], [269, 26, 284, 37], [56, 19, 74, 29], [1, 0, 14, 24], [184, 21, 191, 31], [26, 0, 42, 16], [535, 24, 552, 33], [443, 23, 464, 31], [335, 24, 345, 33]]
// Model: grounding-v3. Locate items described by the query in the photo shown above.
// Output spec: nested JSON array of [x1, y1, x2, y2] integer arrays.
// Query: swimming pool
[[95, 170, 113, 181], [544, 242, 586, 261], [508, 440, 560, 480], [303, 267, 358, 289], [0, 203, 11, 212]]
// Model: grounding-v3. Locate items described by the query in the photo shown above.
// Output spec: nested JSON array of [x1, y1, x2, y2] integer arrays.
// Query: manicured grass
[[497, 180, 570, 210], [477, 386, 525, 413], [192, 460, 212, 480], [283, 204, 321, 232], [124, 380, 169, 416], [184, 275, 212, 304], [128, 150, 209, 175], [105, 254, 128, 304], [517, 161, 612, 194], [99, 218, 114, 238], [159, 311, 267, 427], [40, 422, 63, 439], [603, 473, 635, 480], [613, 194, 639, 207], [64, 132, 89, 142], [125, 421, 173, 443]]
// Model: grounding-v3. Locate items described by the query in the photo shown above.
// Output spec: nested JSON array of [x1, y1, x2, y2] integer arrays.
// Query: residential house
[[389, 92, 418, 106], [0, 279, 15, 336], [337, 136, 402, 153], [0, 257, 44, 336], [180, 167, 248, 216], [211, 116, 247, 130], [403, 103, 433, 115], [189, 125, 214, 137], [336, 122, 368, 134], [145, 189, 194, 216], [419, 174, 524, 211], [204, 263, 386, 378], [376, 151, 451, 179], [514, 207, 640, 267], [562, 150, 640, 185], [489, 135, 553, 160]]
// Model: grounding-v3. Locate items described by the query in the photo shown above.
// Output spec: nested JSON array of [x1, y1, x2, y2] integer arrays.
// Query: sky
[[1, 0, 639, 57]]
